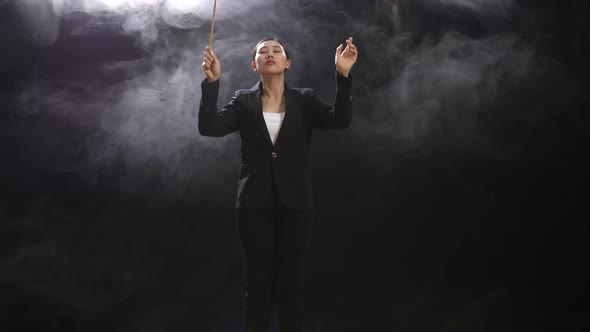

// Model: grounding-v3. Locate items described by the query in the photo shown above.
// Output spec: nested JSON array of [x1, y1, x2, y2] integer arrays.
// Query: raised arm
[[310, 37, 358, 129], [198, 46, 239, 137], [310, 73, 353, 129]]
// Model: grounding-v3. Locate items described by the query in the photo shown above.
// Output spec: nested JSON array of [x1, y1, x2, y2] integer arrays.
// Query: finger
[[335, 44, 343, 56], [209, 48, 218, 60], [207, 52, 216, 63], [205, 46, 217, 61]]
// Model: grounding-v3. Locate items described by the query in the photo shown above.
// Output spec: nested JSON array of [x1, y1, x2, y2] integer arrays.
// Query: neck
[[260, 74, 285, 99]]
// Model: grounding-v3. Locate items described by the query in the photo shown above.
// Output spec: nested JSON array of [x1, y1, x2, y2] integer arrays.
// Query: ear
[[285, 59, 291, 70], [251, 61, 257, 71]]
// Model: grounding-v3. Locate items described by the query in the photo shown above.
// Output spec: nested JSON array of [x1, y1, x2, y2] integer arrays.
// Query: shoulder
[[293, 87, 314, 94], [231, 89, 251, 104], [233, 81, 260, 100], [291, 87, 317, 99], [234, 89, 250, 97]]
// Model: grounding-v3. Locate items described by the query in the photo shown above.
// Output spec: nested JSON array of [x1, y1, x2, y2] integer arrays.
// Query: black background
[[1, 0, 589, 331]]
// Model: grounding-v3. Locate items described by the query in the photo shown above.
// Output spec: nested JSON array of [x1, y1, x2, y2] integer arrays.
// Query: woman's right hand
[[202, 46, 221, 82]]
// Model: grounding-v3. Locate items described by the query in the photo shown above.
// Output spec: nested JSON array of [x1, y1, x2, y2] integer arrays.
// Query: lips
[[266, 60, 276, 65]]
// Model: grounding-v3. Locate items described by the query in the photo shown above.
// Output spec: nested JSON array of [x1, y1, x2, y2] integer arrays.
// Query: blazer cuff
[[336, 72, 352, 87], [201, 78, 220, 105], [336, 72, 352, 102], [201, 78, 220, 90]]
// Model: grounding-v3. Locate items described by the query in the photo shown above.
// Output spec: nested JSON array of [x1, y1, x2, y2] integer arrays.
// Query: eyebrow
[[259, 46, 283, 51]]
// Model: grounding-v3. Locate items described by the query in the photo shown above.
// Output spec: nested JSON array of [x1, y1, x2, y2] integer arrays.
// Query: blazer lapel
[[247, 81, 296, 148], [248, 82, 273, 147], [273, 83, 296, 148]]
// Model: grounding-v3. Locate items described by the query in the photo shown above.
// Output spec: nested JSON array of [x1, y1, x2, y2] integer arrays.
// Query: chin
[[259, 69, 285, 76]]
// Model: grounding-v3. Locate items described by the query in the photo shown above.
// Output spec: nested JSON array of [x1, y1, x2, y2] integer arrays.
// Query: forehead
[[257, 41, 284, 51]]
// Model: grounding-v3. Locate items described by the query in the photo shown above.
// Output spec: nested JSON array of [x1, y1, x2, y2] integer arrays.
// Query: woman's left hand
[[335, 37, 358, 78]]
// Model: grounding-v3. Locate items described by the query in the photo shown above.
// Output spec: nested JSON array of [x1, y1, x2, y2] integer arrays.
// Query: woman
[[199, 37, 358, 332]]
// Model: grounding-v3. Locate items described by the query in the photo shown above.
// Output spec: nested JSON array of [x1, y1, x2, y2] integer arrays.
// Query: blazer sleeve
[[309, 72, 353, 129], [198, 79, 240, 137]]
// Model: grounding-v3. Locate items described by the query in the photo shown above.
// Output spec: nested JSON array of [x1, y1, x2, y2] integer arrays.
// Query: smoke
[[11, 0, 60, 46], [414, 0, 518, 22], [10, 0, 284, 47], [51, 0, 277, 17], [3, 0, 553, 199], [1, 2, 588, 328], [431, 0, 516, 17], [389, 31, 533, 142]]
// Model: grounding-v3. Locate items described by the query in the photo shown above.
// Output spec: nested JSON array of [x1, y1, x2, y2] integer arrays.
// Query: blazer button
[[272, 152, 277, 158]]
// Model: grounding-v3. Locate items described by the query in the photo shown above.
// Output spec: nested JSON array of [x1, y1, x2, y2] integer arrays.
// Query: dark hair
[[251, 38, 291, 61]]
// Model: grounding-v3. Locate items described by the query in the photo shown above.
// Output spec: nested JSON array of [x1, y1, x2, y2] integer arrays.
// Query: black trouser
[[237, 180, 314, 332]]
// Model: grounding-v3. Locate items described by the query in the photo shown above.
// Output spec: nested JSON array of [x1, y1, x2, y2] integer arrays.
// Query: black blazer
[[198, 73, 353, 210]]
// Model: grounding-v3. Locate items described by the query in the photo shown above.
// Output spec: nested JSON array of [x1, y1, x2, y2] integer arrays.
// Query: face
[[251, 40, 291, 75]]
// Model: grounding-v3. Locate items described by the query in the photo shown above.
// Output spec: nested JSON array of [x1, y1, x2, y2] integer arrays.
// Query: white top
[[262, 111, 286, 145]]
